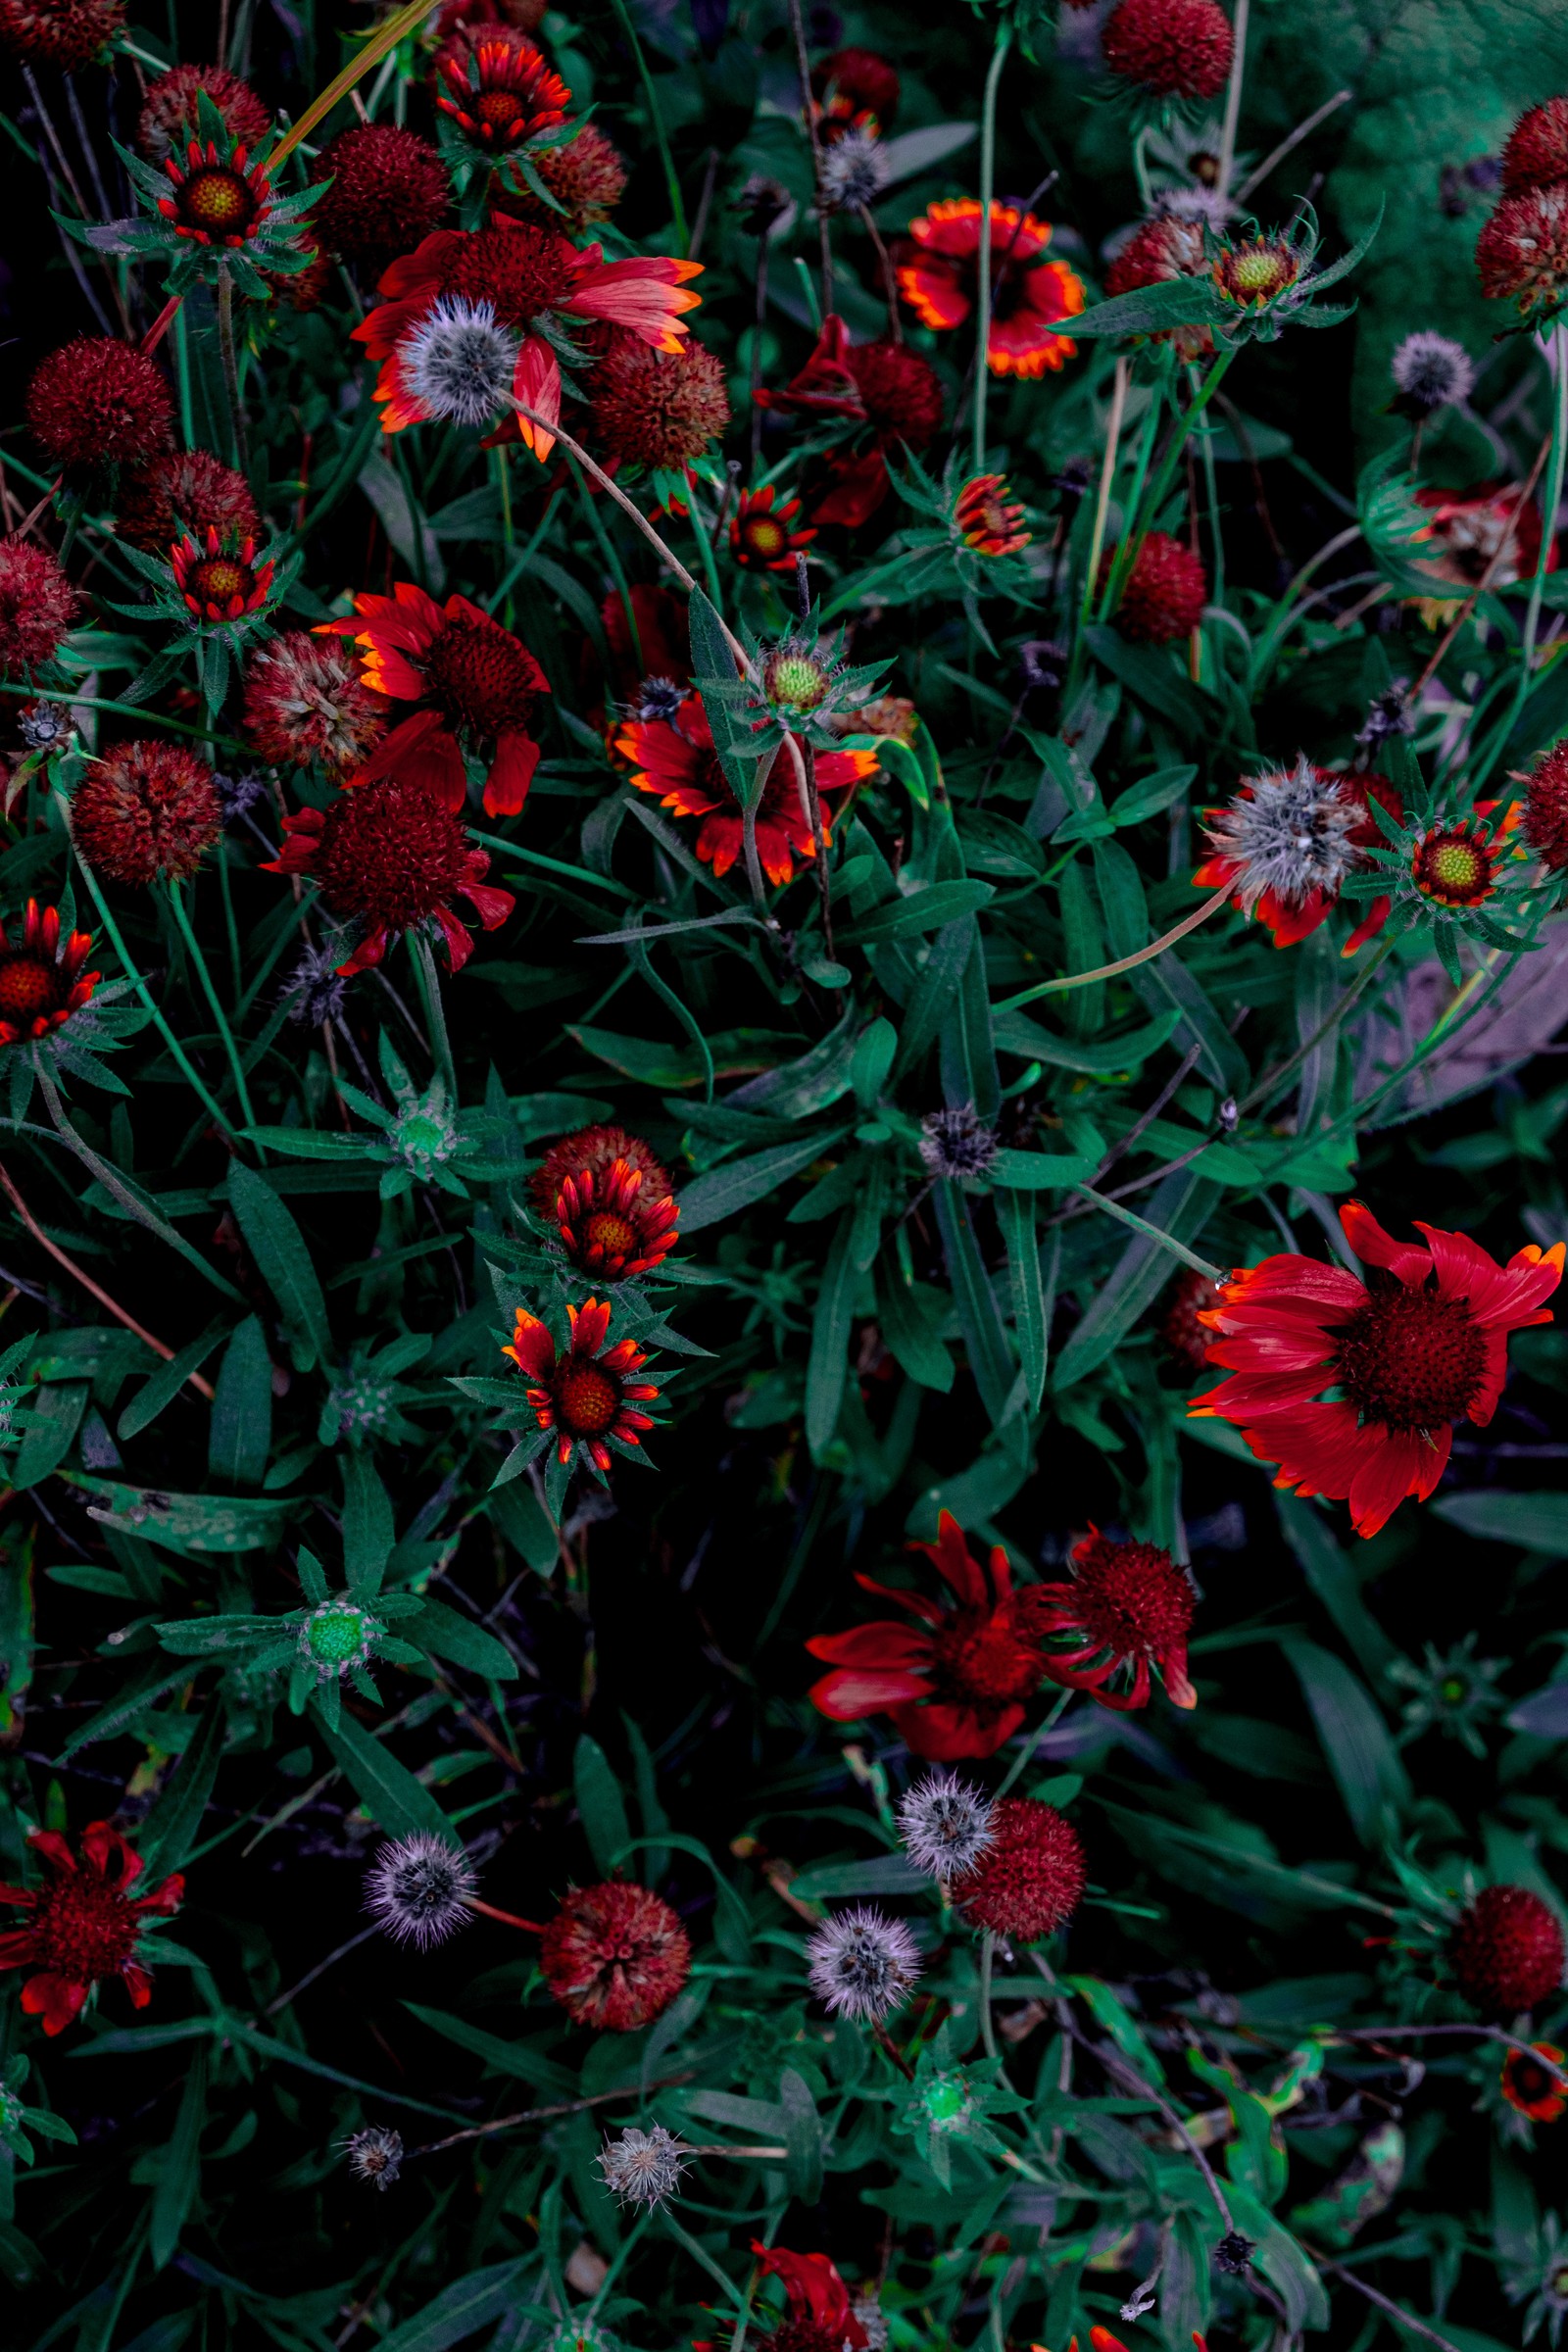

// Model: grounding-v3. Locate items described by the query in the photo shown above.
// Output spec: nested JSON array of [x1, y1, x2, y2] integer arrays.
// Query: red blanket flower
[[0, 1821, 183, 2036], [898, 199, 1084, 378], [616, 697, 874, 886]]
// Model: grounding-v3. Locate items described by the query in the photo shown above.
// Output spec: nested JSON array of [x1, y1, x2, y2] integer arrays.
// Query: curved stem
[[464, 1896, 546, 1934], [410, 932, 458, 1101], [1477, 318, 1568, 781], [973, 28, 1011, 469], [997, 883, 1233, 1008], [1070, 1184, 1228, 1283], [1215, 0, 1250, 197], [167, 879, 259, 1135], [273, 0, 447, 169], [1074, 357, 1130, 668], [216, 266, 249, 473], [785, 0, 832, 310], [979, 1930, 999, 2060]]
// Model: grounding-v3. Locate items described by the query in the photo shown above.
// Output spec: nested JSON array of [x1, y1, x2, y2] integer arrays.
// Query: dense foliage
[[6, 3, 1568, 2351]]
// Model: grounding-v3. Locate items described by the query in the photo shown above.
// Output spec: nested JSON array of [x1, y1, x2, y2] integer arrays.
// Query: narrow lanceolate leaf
[[149, 2051, 207, 2271], [314, 1704, 453, 1841], [678, 1127, 851, 1232], [932, 1182, 1015, 1424], [227, 1162, 333, 1373], [805, 1207, 860, 1459]]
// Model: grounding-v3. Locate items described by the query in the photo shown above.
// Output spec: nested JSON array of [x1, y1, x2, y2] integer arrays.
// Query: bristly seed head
[[806, 1905, 922, 2020], [1215, 2230, 1254, 2276], [919, 1103, 999, 1181], [1390, 331, 1476, 415], [597, 2122, 690, 2208], [819, 126, 891, 215], [1203, 756, 1361, 913], [401, 297, 520, 429], [283, 943, 350, 1029], [342, 2124, 404, 2190], [898, 1770, 996, 1883], [364, 1831, 478, 1950], [633, 674, 689, 722]]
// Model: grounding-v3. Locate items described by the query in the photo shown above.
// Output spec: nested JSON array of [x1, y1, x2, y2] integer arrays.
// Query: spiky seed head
[[806, 1905, 921, 2020], [819, 127, 891, 215], [1391, 331, 1476, 415], [919, 1103, 999, 1180], [364, 1831, 478, 1950], [899, 1770, 996, 1883], [343, 2125, 404, 2190], [597, 2123, 690, 2208], [402, 297, 520, 428], [1203, 757, 1361, 914]]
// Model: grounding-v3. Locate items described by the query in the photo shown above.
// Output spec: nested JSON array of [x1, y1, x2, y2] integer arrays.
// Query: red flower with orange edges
[[1192, 1201, 1566, 1538], [0, 1820, 182, 2036], [1193, 765, 1404, 955], [319, 581, 549, 819], [807, 1509, 1051, 1760], [1502, 2041, 1568, 2123], [264, 773, 514, 974], [354, 216, 702, 458], [1033, 1529, 1197, 1711], [432, 27, 570, 152], [542, 1133, 679, 1280], [729, 485, 816, 572], [956, 473, 1030, 558], [898, 200, 1085, 378], [0, 902, 99, 1046], [752, 2244, 869, 2352], [503, 1297, 662, 1474], [617, 698, 872, 887], [158, 123, 276, 250], [170, 526, 275, 625]]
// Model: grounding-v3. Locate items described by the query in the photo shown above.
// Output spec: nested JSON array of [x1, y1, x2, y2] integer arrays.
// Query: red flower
[[585, 329, 731, 472], [1479, 186, 1568, 316], [158, 123, 275, 249], [1101, 0, 1235, 100], [757, 317, 943, 529], [956, 472, 1030, 557], [170, 527, 274, 625], [494, 122, 628, 231], [1192, 1201, 1565, 1538], [136, 62, 270, 161], [309, 124, 452, 277], [1193, 765, 1402, 953], [617, 698, 873, 887], [0, 0, 123, 70], [1502, 100, 1568, 194], [807, 1509, 1052, 1760], [0, 1820, 182, 2036], [1502, 2041, 1567, 2122], [533, 1125, 679, 1279], [1524, 741, 1568, 872], [810, 47, 900, 135], [242, 630, 389, 780], [26, 336, 173, 472], [1033, 1529, 1197, 1711], [436, 0, 546, 26], [73, 740, 221, 888], [753, 2245, 869, 2352], [116, 447, 258, 555], [953, 1796, 1087, 1942], [1161, 1267, 1228, 1374], [1103, 530, 1207, 643], [319, 581, 549, 819], [1104, 212, 1213, 357], [355, 216, 702, 458], [0, 901, 99, 1046], [730, 485, 816, 571], [503, 1296, 662, 1472], [0, 538, 82, 678], [1410, 811, 1513, 910], [539, 1880, 690, 2030], [899, 200, 1084, 378], [595, 582, 688, 711], [1452, 1886, 1565, 2016], [265, 773, 514, 973], [1412, 482, 1553, 596], [431, 25, 570, 151]]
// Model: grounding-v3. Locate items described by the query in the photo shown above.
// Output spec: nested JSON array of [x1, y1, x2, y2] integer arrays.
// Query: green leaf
[[1065, 1975, 1166, 2087], [226, 1162, 332, 1373], [999, 1189, 1048, 1413], [403, 2005, 575, 2094], [933, 1182, 1015, 1424], [12, 1382, 88, 1488], [573, 1733, 632, 1875], [875, 1259, 954, 1393], [1065, 277, 1229, 339], [789, 1855, 925, 1899], [117, 1326, 226, 1443], [1283, 1640, 1411, 1845], [341, 1450, 394, 1592], [678, 1127, 850, 1233], [207, 1317, 272, 1490], [1053, 1172, 1223, 1391], [137, 1704, 225, 1880], [410, 1597, 517, 1681], [779, 2067, 823, 2204], [149, 2050, 206, 2270], [849, 881, 996, 943], [1429, 1490, 1568, 1553], [374, 2261, 531, 2352], [1276, 1494, 1400, 1680], [1109, 763, 1197, 827], [805, 1208, 859, 1459], [687, 592, 767, 808], [67, 1477, 300, 1556], [989, 1150, 1098, 1190], [314, 1704, 454, 1840]]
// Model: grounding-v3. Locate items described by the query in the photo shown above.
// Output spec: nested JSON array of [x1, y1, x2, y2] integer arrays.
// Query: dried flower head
[[116, 448, 259, 556], [0, 540, 82, 679], [400, 296, 520, 430], [243, 631, 389, 780], [1215, 2231, 1254, 2275], [343, 2125, 404, 2190], [819, 126, 891, 215], [1161, 1266, 1227, 1373], [953, 1796, 1087, 1943], [1105, 529, 1207, 642], [1101, 0, 1235, 101], [283, 943, 350, 1028], [597, 2123, 689, 2208], [309, 124, 452, 277], [807, 1906, 921, 2020], [919, 1103, 998, 1180], [898, 1770, 995, 1884], [1390, 331, 1476, 415], [539, 1881, 692, 2031], [1478, 186, 1568, 317], [1451, 1885, 1566, 2015], [26, 337, 173, 473], [1524, 742, 1568, 873], [71, 740, 221, 888], [1201, 755, 1362, 918], [1104, 211, 1213, 357], [137, 63, 270, 162], [494, 122, 629, 232], [1502, 98, 1568, 194], [364, 1831, 477, 1950], [0, 0, 123, 70], [587, 331, 731, 473]]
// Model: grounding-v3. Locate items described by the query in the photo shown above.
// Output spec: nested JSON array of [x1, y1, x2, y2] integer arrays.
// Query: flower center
[[553, 1360, 620, 1436], [1216, 241, 1298, 304], [1413, 828, 1494, 907], [450, 220, 577, 330], [422, 614, 541, 737], [396, 1108, 455, 1167], [764, 651, 830, 712], [582, 1208, 640, 1261], [0, 952, 62, 1023], [1330, 1284, 1488, 1432], [33, 1875, 138, 1984], [308, 1606, 371, 1664], [931, 1607, 1041, 1713], [923, 2076, 970, 2125], [473, 88, 528, 138], [178, 166, 258, 238], [1068, 1544, 1193, 1657], [1514, 2057, 1553, 2102], [185, 555, 256, 611], [744, 517, 788, 560]]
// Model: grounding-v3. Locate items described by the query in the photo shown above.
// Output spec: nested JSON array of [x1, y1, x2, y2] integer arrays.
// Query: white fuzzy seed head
[[1203, 756, 1361, 914], [402, 297, 520, 428], [343, 2124, 404, 2190], [364, 1831, 477, 1950], [899, 1770, 996, 1884], [1391, 330, 1476, 414], [819, 127, 891, 215], [807, 1905, 921, 2021], [597, 2123, 689, 2208]]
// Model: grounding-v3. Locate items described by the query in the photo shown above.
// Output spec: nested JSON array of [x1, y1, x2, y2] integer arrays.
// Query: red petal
[[483, 731, 541, 818]]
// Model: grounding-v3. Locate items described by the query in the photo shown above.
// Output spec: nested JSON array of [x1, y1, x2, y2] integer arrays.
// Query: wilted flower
[[819, 126, 890, 215], [1200, 755, 1362, 922], [26, 336, 173, 473], [1524, 742, 1568, 873], [71, 741, 222, 888], [242, 631, 389, 781], [598, 2123, 689, 2208], [283, 944, 350, 1028], [585, 331, 731, 475], [0, 0, 124, 70], [1478, 186, 1568, 317], [807, 1906, 921, 2020], [136, 62, 270, 162], [1390, 331, 1476, 415], [343, 2125, 405, 2190], [265, 774, 514, 973], [494, 123, 629, 232], [1502, 98, 1568, 193], [919, 1103, 999, 1180], [365, 1832, 478, 1949], [0, 539, 82, 679], [898, 1770, 995, 1883], [1214, 2231, 1255, 2275]]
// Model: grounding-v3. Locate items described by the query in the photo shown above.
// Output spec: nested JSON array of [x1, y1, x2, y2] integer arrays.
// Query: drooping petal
[[484, 730, 541, 817], [513, 336, 562, 462]]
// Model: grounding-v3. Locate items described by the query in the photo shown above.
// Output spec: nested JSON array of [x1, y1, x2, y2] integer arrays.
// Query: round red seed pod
[[586, 331, 731, 472], [493, 123, 630, 232], [1160, 1266, 1226, 1374], [1451, 1886, 1565, 2016], [1477, 186, 1568, 316], [1524, 741, 1568, 873], [1501, 97, 1568, 194], [136, 62, 270, 161], [242, 633, 388, 781], [1106, 530, 1209, 643], [953, 1796, 1087, 1942], [0, 0, 124, 71], [539, 1881, 691, 2031], [71, 740, 222, 888], [850, 338, 945, 450], [1101, 0, 1235, 101], [309, 123, 452, 278], [0, 538, 83, 679], [26, 337, 174, 472], [115, 449, 260, 556]]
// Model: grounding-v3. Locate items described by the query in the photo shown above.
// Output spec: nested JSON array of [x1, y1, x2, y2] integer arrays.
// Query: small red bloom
[[1410, 812, 1511, 909], [1192, 764, 1402, 952], [758, 317, 944, 528], [1502, 99, 1568, 194], [503, 1296, 661, 1472], [1101, 0, 1235, 100], [1478, 187, 1568, 317], [136, 62, 270, 161], [170, 526, 275, 625], [242, 630, 389, 780], [617, 698, 874, 887], [1523, 741, 1568, 872], [431, 24, 570, 151], [585, 329, 731, 472], [753, 2245, 869, 2352], [1161, 1268, 1228, 1373], [1502, 2040, 1567, 2122], [1193, 1200, 1565, 1538], [900, 200, 1084, 378], [533, 1125, 679, 1280], [953, 1796, 1087, 1942], [539, 1879, 690, 2031], [956, 472, 1030, 557], [0, 1820, 182, 2036], [72, 739, 221, 887], [1033, 1529, 1197, 1711], [1105, 212, 1213, 358], [309, 124, 452, 278], [1452, 1886, 1565, 2016], [0, 0, 123, 70], [26, 336, 173, 472], [0, 901, 98, 1047], [1211, 235, 1301, 311], [807, 1509, 1051, 1760], [264, 774, 514, 973], [1103, 530, 1207, 643], [158, 125, 274, 248], [810, 47, 899, 132], [730, 485, 816, 571], [494, 122, 628, 231], [116, 447, 259, 556], [0, 538, 82, 678], [320, 581, 549, 819]]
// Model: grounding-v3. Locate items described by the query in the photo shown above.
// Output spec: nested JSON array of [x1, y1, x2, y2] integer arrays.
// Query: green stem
[[466, 829, 637, 902], [410, 931, 458, 1101], [0, 682, 250, 756], [607, 0, 687, 248], [1477, 318, 1568, 783], [973, 28, 1011, 470], [567, 454, 641, 672], [1128, 347, 1237, 561], [215, 265, 249, 473], [690, 491, 727, 615], [218, 840, 242, 1000], [996, 1686, 1072, 1799], [979, 1930, 999, 2061], [1069, 1184, 1227, 1282], [1096, 375, 1166, 623], [167, 878, 260, 1136], [484, 486, 564, 616], [172, 298, 196, 451]]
